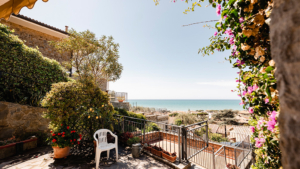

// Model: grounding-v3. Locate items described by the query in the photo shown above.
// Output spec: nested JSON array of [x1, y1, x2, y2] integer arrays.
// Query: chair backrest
[[94, 129, 111, 146]]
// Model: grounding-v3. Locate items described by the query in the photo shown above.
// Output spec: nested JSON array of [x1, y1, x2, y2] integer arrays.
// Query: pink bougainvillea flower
[[237, 72, 240, 74], [225, 28, 234, 36], [239, 100, 244, 105], [224, 15, 227, 19], [252, 84, 259, 91], [248, 107, 254, 114], [248, 86, 253, 94], [250, 126, 255, 133], [229, 38, 235, 45], [242, 91, 247, 96], [239, 17, 244, 23], [231, 90, 234, 92], [216, 4, 221, 16], [214, 31, 218, 36], [265, 98, 269, 104], [267, 111, 277, 132], [238, 94, 241, 96], [236, 80, 241, 82]]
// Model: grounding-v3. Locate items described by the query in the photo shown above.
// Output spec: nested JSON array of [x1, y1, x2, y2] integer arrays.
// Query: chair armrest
[[108, 131, 118, 144], [93, 134, 98, 147]]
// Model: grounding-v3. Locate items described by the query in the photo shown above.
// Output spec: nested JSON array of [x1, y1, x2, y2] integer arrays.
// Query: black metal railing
[[112, 114, 252, 168]]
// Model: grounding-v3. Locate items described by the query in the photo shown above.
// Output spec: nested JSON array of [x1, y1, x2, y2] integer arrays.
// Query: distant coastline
[[128, 99, 243, 111]]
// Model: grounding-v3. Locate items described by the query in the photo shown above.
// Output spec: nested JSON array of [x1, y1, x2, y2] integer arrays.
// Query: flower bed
[[149, 145, 163, 157], [162, 151, 177, 163], [0, 137, 38, 159]]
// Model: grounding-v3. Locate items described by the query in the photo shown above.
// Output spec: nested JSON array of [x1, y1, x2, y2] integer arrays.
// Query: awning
[[0, 0, 48, 20]]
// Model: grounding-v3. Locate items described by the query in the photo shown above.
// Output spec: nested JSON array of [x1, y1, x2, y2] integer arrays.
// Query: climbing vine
[[155, 0, 280, 168]]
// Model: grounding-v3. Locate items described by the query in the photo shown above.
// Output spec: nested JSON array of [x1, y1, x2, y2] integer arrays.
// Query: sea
[[127, 99, 243, 111]]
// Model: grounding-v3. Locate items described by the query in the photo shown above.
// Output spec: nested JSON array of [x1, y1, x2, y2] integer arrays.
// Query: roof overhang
[[8, 15, 68, 39]]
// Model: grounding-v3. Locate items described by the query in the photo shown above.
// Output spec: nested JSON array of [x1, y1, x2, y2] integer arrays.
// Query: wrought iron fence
[[112, 114, 252, 169]]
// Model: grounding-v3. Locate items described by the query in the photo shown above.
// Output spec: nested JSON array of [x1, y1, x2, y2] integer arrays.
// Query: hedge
[[0, 23, 70, 106]]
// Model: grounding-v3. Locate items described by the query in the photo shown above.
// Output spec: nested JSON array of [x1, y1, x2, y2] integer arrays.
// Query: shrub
[[41, 79, 115, 141], [175, 112, 199, 125], [0, 23, 70, 106], [169, 112, 179, 117], [127, 136, 140, 147], [120, 132, 133, 145], [209, 133, 229, 143], [175, 119, 183, 126], [213, 109, 237, 121], [146, 122, 160, 132]]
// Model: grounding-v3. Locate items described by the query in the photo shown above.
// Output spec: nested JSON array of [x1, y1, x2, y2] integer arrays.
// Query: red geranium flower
[[52, 133, 55, 136], [67, 126, 69, 129], [63, 132, 65, 135], [58, 133, 61, 136], [80, 138, 82, 140], [70, 140, 72, 142], [73, 139, 76, 141], [62, 135, 65, 137], [77, 141, 80, 145], [61, 124, 63, 126], [52, 139, 56, 143], [73, 130, 76, 133], [79, 134, 82, 138], [50, 131, 52, 133]]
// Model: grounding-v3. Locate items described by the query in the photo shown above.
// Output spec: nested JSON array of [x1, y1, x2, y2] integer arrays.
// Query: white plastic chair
[[94, 129, 118, 169]]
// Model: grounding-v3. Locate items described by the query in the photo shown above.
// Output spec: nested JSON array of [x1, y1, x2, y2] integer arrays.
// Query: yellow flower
[[88, 116, 90, 118], [102, 105, 104, 107], [89, 108, 93, 112], [96, 116, 98, 119]]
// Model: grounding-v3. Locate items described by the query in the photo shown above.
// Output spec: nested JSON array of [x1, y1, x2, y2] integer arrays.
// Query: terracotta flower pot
[[118, 100, 124, 103], [162, 152, 177, 163], [52, 146, 70, 159], [150, 148, 162, 157], [144, 146, 152, 151]]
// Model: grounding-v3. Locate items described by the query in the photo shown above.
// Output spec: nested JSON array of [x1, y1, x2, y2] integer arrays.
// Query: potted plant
[[48, 124, 81, 159], [127, 137, 140, 147], [150, 145, 163, 157], [162, 150, 177, 163], [117, 96, 125, 103]]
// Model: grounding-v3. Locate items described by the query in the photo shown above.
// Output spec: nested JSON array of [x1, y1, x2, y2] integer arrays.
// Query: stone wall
[[0, 20, 70, 63], [271, 0, 300, 168], [0, 102, 49, 140]]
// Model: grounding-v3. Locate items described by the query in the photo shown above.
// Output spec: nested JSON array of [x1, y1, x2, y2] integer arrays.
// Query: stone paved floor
[[0, 146, 172, 169]]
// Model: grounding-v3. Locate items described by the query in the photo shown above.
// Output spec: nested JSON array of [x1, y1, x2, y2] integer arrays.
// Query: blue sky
[[20, 0, 239, 99]]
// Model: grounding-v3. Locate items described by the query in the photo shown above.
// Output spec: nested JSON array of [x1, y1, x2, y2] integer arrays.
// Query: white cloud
[[196, 80, 236, 87]]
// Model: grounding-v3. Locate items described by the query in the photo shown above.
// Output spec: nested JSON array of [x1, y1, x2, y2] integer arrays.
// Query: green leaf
[[265, 66, 274, 73], [266, 87, 271, 99]]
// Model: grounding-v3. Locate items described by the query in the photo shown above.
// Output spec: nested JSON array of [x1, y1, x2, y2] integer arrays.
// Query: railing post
[[235, 147, 237, 166], [143, 119, 146, 143], [205, 121, 209, 147], [178, 126, 182, 163], [212, 147, 216, 169], [224, 146, 227, 166], [181, 125, 186, 161]]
